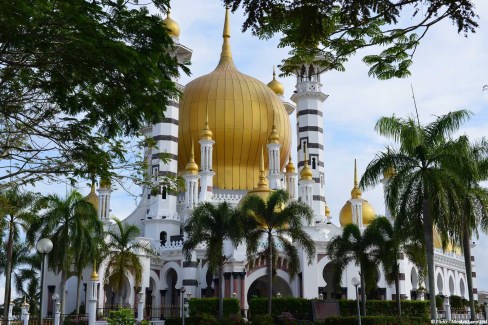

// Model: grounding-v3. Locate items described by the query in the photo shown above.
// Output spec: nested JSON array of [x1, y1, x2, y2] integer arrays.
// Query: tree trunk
[[218, 263, 224, 320], [422, 197, 437, 320], [3, 217, 14, 320], [267, 232, 273, 315], [395, 265, 402, 318], [462, 223, 476, 321], [75, 272, 82, 314], [360, 267, 366, 316], [60, 257, 68, 315]]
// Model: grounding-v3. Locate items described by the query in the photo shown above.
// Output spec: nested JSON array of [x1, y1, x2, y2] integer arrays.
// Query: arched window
[[312, 157, 316, 169], [160, 231, 167, 246], [161, 186, 167, 199]]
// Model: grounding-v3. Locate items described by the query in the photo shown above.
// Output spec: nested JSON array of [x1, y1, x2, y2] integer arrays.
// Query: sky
[[2, 0, 488, 304]]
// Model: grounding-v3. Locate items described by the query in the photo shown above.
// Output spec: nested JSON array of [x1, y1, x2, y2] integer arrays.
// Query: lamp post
[[352, 277, 361, 325], [180, 287, 186, 325], [52, 293, 60, 325], [37, 238, 53, 325]]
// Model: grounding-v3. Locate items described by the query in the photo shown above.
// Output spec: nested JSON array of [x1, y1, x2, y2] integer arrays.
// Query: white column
[[87, 276, 99, 325], [54, 302, 60, 325], [137, 292, 144, 322], [267, 143, 282, 190]]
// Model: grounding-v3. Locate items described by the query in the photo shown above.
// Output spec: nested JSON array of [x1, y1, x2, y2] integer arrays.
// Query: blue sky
[[2, 0, 488, 303]]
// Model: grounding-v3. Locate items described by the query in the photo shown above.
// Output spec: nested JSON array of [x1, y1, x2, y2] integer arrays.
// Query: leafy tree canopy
[[224, 0, 478, 78], [0, 0, 188, 189]]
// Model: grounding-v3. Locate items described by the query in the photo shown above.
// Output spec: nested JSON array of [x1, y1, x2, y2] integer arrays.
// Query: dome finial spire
[[257, 146, 269, 189], [351, 159, 362, 199], [185, 139, 199, 174], [217, 6, 234, 66], [200, 106, 213, 140]]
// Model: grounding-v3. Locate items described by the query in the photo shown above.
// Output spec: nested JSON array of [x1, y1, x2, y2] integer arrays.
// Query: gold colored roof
[[268, 124, 280, 144], [300, 144, 313, 180], [178, 8, 291, 190], [84, 183, 98, 212], [433, 229, 462, 255], [285, 154, 295, 173], [185, 141, 199, 175], [163, 12, 180, 37], [200, 108, 213, 140], [339, 200, 376, 227], [267, 66, 284, 96], [91, 261, 99, 281]]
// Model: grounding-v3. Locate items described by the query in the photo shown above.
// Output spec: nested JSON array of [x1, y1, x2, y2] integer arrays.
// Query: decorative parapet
[[211, 193, 243, 204]]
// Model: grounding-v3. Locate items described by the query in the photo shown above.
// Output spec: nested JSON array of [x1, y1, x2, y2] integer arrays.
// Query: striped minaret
[[291, 60, 328, 223]]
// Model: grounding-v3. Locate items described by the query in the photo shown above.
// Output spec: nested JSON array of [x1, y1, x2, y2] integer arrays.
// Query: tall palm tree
[[240, 189, 315, 315], [27, 190, 102, 315], [360, 110, 474, 320], [0, 187, 38, 320], [183, 202, 242, 320], [327, 223, 379, 316], [449, 139, 488, 321], [13, 251, 42, 315], [105, 217, 153, 303], [365, 216, 425, 318]]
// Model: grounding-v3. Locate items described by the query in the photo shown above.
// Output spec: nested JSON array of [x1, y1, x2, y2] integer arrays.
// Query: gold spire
[[256, 146, 269, 189], [285, 154, 295, 173], [300, 144, 313, 180], [200, 107, 213, 140], [351, 159, 362, 199], [267, 66, 285, 96], [217, 7, 235, 68], [185, 140, 199, 175], [91, 260, 99, 281], [268, 117, 280, 144], [163, 10, 180, 37]]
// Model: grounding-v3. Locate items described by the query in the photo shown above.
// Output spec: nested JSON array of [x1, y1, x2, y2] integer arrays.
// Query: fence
[[96, 305, 182, 320], [437, 306, 487, 321]]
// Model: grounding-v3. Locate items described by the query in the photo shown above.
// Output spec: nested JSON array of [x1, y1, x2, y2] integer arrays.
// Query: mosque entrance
[[104, 275, 131, 307], [247, 275, 292, 301], [321, 262, 346, 300]]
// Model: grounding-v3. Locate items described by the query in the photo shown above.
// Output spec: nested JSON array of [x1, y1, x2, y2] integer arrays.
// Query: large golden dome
[[178, 9, 291, 190]]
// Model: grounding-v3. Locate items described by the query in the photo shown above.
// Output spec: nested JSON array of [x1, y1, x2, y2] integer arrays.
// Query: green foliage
[[338, 300, 429, 319], [107, 308, 136, 325], [251, 314, 275, 325], [225, 0, 478, 80], [435, 295, 444, 310], [163, 314, 244, 325], [450, 295, 463, 308], [249, 297, 312, 319], [188, 298, 240, 318], [323, 316, 428, 325]]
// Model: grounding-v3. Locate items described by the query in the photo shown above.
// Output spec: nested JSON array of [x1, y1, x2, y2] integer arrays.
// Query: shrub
[[323, 316, 428, 324], [435, 295, 444, 310], [248, 297, 312, 319], [106, 308, 136, 325], [252, 314, 274, 325], [338, 300, 429, 319], [450, 295, 463, 308], [188, 298, 240, 318]]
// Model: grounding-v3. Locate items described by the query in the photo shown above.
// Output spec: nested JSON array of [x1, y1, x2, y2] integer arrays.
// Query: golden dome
[[239, 147, 272, 206], [285, 155, 295, 173], [178, 8, 291, 190], [91, 261, 99, 281], [339, 200, 376, 227], [268, 124, 280, 144], [267, 67, 284, 96], [185, 142, 199, 175], [84, 183, 98, 211], [339, 159, 376, 227], [163, 12, 180, 37], [325, 205, 331, 216]]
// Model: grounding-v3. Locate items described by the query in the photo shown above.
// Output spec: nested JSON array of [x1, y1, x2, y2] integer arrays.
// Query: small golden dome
[[163, 12, 180, 37], [84, 183, 98, 211], [285, 155, 295, 173], [200, 109, 213, 140], [239, 147, 272, 206], [100, 178, 111, 189], [91, 261, 99, 280], [185, 142, 199, 175], [325, 205, 331, 216], [178, 8, 291, 190], [339, 200, 376, 227], [268, 124, 280, 144], [267, 67, 284, 96], [300, 145, 313, 180]]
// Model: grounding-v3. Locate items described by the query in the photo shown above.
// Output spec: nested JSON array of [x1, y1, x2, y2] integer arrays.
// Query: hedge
[[164, 314, 245, 325], [248, 297, 312, 320], [188, 298, 240, 318], [338, 300, 429, 319], [322, 316, 429, 325]]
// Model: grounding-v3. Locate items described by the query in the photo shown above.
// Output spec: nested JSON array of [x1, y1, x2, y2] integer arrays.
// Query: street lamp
[[52, 293, 59, 325], [180, 287, 186, 325], [352, 277, 361, 325], [37, 238, 53, 325]]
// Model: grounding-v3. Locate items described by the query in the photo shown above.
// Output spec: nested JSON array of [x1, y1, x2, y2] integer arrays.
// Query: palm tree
[[183, 202, 242, 320], [360, 110, 474, 320], [0, 187, 38, 320], [13, 249, 42, 315], [365, 216, 425, 318], [239, 189, 315, 315], [327, 223, 378, 316], [105, 217, 153, 303], [27, 190, 102, 315], [448, 139, 488, 321]]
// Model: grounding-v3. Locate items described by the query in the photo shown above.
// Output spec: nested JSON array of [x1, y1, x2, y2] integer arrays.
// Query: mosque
[[42, 7, 476, 318]]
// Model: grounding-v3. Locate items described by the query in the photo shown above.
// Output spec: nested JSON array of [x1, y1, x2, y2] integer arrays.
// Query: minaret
[[350, 159, 364, 228], [199, 109, 215, 202], [299, 144, 314, 221], [267, 122, 282, 190], [290, 57, 328, 222], [285, 154, 298, 200], [97, 179, 112, 225], [183, 141, 200, 210]]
